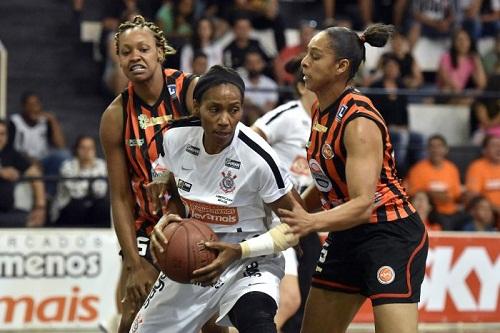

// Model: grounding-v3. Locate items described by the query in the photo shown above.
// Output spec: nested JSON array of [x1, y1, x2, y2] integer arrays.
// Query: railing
[[0, 39, 7, 119]]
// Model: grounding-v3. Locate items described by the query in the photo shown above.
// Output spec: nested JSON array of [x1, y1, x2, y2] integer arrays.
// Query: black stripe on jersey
[[376, 205, 387, 221], [265, 103, 299, 125], [323, 100, 348, 199], [134, 97, 154, 186], [238, 130, 285, 189], [354, 100, 384, 122], [148, 101, 165, 159], [166, 70, 183, 116]]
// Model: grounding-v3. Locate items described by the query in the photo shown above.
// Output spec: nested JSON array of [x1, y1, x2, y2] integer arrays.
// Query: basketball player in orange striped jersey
[[277, 24, 429, 333], [99, 15, 224, 333]]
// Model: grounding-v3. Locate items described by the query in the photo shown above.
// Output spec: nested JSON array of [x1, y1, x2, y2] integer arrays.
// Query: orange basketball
[[154, 218, 218, 283]]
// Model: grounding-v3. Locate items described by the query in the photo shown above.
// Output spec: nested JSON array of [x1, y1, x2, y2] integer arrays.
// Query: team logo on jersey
[[321, 143, 334, 159], [138, 114, 172, 129], [127, 138, 144, 147], [309, 159, 332, 192], [177, 179, 192, 192], [336, 104, 348, 121], [377, 266, 395, 285], [185, 144, 200, 156], [167, 84, 177, 96], [225, 158, 241, 169], [219, 171, 237, 193]]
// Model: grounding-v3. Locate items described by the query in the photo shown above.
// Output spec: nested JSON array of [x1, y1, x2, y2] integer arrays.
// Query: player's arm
[[278, 117, 382, 236], [100, 97, 147, 295]]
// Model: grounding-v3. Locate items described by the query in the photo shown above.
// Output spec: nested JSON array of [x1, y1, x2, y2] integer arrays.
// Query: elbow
[[357, 197, 374, 222]]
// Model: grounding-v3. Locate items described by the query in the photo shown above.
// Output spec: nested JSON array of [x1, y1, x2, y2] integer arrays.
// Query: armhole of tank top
[[340, 112, 388, 154], [180, 73, 196, 116], [121, 91, 129, 147]]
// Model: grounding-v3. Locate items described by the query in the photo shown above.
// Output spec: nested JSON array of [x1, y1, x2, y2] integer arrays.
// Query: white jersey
[[134, 119, 293, 333], [253, 100, 313, 192], [10, 113, 50, 159], [153, 119, 293, 241]]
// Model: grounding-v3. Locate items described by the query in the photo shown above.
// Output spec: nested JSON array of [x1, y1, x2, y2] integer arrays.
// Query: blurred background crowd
[[0, 0, 499, 233]]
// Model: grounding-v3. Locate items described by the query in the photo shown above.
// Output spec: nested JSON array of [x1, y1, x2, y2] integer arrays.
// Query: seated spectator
[[410, 191, 442, 231], [462, 195, 498, 231], [369, 54, 425, 175], [50, 136, 110, 228], [408, 0, 455, 48], [406, 135, 464, 230], [191, 51, 209, 76], [223, 15, 270, 72], [240, 50, 279, 124], [482, 32, 500, 75], [233, 0, 286, 52], [274, 19, 317, 86], [156, 0, 195, 68], [479, 0, 500, 37], [437, 28, 487, 104], [8, 92, 70, 194], [0, 120, 46, 227], [456, 0, 483, 40], [179, 16, 223, 73], [471, 72, 500, 145], [465, 135, 500, 209], [386, 31, 423, 89], [321, 0, 370, 30]]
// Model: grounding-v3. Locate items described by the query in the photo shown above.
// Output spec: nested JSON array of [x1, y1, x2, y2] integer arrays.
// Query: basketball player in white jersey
[[130, 65, 302, 333], [252, 57, 318, 332]]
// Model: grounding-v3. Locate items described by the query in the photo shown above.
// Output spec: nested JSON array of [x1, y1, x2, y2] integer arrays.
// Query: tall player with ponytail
[[278, 24, 429, 333], [99, 15, 224, 333]]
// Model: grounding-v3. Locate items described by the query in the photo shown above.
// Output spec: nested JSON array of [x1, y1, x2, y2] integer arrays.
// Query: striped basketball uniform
[[130, 120, 293, 333], [122, 68, 195, 260], [308, 88, 428, 305]]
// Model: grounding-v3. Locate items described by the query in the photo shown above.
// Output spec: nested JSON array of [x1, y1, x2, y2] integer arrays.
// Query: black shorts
[[312, 213, 428, 306], [119, 227, 156, 267]]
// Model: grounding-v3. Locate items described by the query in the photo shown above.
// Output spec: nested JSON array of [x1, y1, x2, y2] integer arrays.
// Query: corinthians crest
[[219, 171, 237, 193]]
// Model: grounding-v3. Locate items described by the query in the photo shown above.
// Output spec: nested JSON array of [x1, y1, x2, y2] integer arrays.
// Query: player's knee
[[228, 292, 277, 333]]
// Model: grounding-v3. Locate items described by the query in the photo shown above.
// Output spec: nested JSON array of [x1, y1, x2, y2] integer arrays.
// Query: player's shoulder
[[256, 100, 301, 126], [101, 95, 123, 129]]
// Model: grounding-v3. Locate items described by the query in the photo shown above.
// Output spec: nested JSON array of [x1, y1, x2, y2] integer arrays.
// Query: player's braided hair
[[114, 15, 176, 61]]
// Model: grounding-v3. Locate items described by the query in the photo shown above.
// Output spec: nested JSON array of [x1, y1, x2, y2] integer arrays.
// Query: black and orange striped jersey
[[122, 68, 194, 234], [307, 87, 416, 223]]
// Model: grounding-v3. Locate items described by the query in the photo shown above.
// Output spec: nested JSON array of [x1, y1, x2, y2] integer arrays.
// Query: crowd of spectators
[[1, 0, 499, 231]]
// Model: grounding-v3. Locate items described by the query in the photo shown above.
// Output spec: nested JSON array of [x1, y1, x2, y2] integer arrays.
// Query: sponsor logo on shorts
[[182, 198, 239, 225], [185, 144, 200, 156], [138, 114, 172, 129], [321, 143, 334, 159], [309, 159, 332, 192], [219, 171, 237, 194], [243, 261, 261, 277], [143, 273, 167, 309], [177, 179, 192, 192], [377, 266, 395, 285], [225, 158, 241, 169]]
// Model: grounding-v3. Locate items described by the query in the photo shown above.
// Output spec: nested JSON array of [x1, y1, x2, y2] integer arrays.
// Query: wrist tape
[[240, 223, 299, 258]]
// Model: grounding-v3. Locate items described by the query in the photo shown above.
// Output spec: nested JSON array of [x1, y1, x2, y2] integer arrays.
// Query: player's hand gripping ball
[[154, 218, 218, 283]]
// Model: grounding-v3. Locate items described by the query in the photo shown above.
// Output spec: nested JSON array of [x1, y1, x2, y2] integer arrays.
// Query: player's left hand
[[190, 241, 242, 287], [278, 205, 315, 238], [145, 181, 168, 215]]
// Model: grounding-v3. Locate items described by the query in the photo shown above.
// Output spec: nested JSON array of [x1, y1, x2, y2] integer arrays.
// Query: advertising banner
[[0, 229, 121, 330]]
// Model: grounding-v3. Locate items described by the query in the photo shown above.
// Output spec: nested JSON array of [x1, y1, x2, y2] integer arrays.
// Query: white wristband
[[240, 224, 299, 258]]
